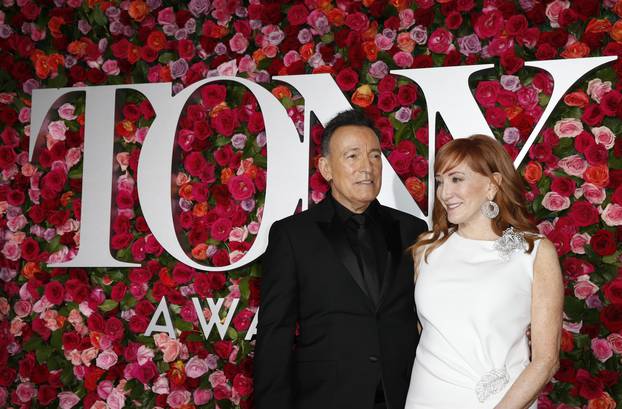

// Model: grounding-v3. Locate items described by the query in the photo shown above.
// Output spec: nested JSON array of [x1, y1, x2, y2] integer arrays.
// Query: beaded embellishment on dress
[[475, 367, 510, 402], [493, 227, 527, 261]]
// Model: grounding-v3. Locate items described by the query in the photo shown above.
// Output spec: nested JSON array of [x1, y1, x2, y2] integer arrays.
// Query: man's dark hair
[[321, 109, 381, 156]]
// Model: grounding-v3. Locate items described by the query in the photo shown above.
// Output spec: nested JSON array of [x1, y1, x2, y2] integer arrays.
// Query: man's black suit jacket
[[254, 197, 428, 409]]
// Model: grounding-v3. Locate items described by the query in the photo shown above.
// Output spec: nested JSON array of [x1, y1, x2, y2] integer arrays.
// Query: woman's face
[[434, 161, 498, 227]]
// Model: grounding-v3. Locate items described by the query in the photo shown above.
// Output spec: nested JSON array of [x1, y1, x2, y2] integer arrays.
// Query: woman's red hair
[[411, 134, 539, 262]]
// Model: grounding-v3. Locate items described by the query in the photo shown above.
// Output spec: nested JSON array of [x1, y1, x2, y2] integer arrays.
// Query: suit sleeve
[[254, 220, 299, 409]]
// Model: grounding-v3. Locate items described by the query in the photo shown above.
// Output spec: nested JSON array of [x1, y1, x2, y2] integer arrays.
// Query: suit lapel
[[378, 209, 403, 309], [314, 199, 375, 311]]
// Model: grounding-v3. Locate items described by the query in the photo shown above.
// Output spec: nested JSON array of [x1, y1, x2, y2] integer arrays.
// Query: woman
[[405, 135, 563, 409]]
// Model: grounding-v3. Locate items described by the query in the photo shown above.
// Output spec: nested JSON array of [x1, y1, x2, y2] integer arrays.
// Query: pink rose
[[193, 388, 213, 405], [167, 390, 191, 408], [81, 347, 98, 365], [185, 356, 209, 378], [91, 401, 108, 409], [0, 387, 6, 408], [13, 300, 32, 317], [558, 155, 587, 177], [217, 59, 238, 76], [545, 0, 570, 28], [16, 382, 35, 403], [102, 60, 120, 75], [48, 120, 68, 141], [592, 126, 615, 149], [208, 370, 228, 388], [393, 51, 413, 68], [96, 349, 118, 370], [136, 345, 154, 366], [554, 118, 583, 138], [607, 333, 622, 354], [591, 338, 613, 362], [229, 32, 249, 54], [106, 388, 125, 409], [580, 183, 606, 204], [517, 86, 538, 110], [152, 374, 169, 395], [570, 233, 590, 254], [541, 192, 570, 211], [428, 28, 453, 54], [58, 103, 77, 120], [97, 380, 114, 400], [602, 203, 622, 226], [587, 79, 612, 103], [58, 391, 80, 409], [574, 277, 599, 300], [283, 50, 301, 67], [375, 33, 394, 51]]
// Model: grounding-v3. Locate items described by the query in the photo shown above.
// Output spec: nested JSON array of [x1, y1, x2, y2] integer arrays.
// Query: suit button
[[368, 355, 379, 363]]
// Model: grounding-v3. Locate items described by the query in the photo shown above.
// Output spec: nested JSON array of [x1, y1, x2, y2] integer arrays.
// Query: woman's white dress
[[405, 232, 540, 409]]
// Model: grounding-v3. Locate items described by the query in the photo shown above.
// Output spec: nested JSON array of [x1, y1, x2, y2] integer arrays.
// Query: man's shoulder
[[270, 200, 328, 232], [378, 204, 427, 230]]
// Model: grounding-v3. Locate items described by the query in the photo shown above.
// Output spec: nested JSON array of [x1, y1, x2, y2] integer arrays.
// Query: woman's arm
[[494, 238, 564, 409]]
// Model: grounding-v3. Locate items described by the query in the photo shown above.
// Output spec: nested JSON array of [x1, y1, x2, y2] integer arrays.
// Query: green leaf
[[36, 345, 53, 363], [227, 326, 238, 341], [50, 329, 62, 350], [175, 319, 194, 332], [564, 297, 585, 321], [48, 73, 68, 88], [24, 335, 43, 352], [158, 52, 177, 64], [92, 7, 108, 26], [99, 299, 119, 312], [47, 235, 62, 253], [239, 277, 250, 299]]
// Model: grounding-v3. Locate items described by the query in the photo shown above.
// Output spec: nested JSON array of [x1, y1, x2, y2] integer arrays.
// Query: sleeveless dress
[[405, 231, 541, 409]]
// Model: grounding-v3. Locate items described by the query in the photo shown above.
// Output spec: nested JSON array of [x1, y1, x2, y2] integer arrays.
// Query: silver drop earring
[[480, 200, 499, 219]]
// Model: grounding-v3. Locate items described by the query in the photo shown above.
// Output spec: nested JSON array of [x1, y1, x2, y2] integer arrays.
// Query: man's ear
[[318, 156, 332, 183]]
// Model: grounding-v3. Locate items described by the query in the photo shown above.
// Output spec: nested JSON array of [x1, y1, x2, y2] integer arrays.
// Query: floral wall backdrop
[[1, 0, 622, 408]]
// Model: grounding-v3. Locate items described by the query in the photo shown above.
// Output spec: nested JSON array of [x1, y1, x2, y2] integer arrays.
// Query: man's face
[[318, 125, 382, 213]]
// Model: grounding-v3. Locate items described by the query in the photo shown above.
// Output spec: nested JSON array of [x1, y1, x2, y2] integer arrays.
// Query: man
[[254, 110, 428, 409]]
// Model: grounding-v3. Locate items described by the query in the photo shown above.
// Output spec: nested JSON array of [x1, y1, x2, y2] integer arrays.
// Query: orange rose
[[192, 202, 208, 218], [127, 44, 141, 64], [191, 243, 209, 260], [220, 167, 234, 184], [159, 65, 173, 82], [504, 106, 523, 121], [299, 43, 315, 61], [313, 65, 333, 74], [561, 42, 590, 59], [397, 33, 415, 53], [523, 161, 542, 184], [327, 8, 346, 26], [587, 392, 616, 409], [34, 56, 51, 79], [362, 21, 379, 41], [115, 119, 136, 139], [21, 262, 41, 279], [351, 85, 374, 108], [563, 90, 589, 108], [316, 0, 331, 10], [585, 18, 612, 34], [584, 164, 609, 188], [614, 0, 622, 18], [68, 40, 88, 57], [391, 0, 411, 10], [60, 191, 74, 207], [147, 30, 166, 52], [48, 16, 65, 38], [362, 40, 378, 61], [178, 183, 193, 200], [611, 20, 622, 42], [405, 177, 426, 202], [168, 360, 186, 386], [271, 85, 292, 99], [128, 0, 148, 21], [252, 48, 266, 63]]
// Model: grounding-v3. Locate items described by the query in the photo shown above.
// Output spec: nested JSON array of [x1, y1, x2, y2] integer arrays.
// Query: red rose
[[37, 385, 57, 406], [62, 331, 81, 351], [590, 230, 616, 256], [0, 146, 17, 169], [233, 373, 253, 397], [574, 131, 595, 153], [44, 281, 65, 305], [550, 177, 575, 197], [232, 308, 255, 331], [428, 28, 453, 54], [111, 232, 133, 250], [214, 145, 234, 167], [115, 190, 134, 209], [247, 111, 265, 133], [21, 1, 41, 20], [560, 329, 574, 352], [601, 90, 622, 116], [378, 76, 396, 93], [200, 84, 227, 108], [377, 91, 397, 112], [581, 104, 604, 126], [576, 369, 604, 400], [310, 171, 329, 193], [212, 108, 237, 136], [344, 12, 369, 32], [505, 15, 528, 36], [286, 4, 308, 26], [612, 185, 622, 205], [584, 143, 608, 165], [388, 150, 411, 176], [207, 272, 226, 291], [604, 278, 622, 304], [485, 107, 506, 128], [602, 303, 622, 332], [567, 201, 599, 227], [228, 175, 255, 201], [211, 217, 233, 241], [211, 249, 230, 266], [397, 84, 417, 105], [500, 51, 524, 75], [335, 68, 359, 92], [445, 11, 462, 30], [129, 314, 150, 333], [0, 367, 16, 387], [65, 279, 89, 303], [177, 39, 195, 60], [474, 10, 504, 38], [474, 81, 500, 108], [21, 237, 40, 261], [27, 205, 47, 224], [555, 359, 576, 383], [110, 282, 127, 302], [214, 340, 233, 359]]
